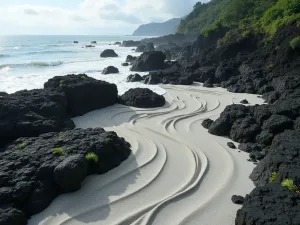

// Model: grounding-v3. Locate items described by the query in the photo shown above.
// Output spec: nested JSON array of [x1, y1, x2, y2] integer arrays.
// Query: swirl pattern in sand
[[29, 84, 264, 225]]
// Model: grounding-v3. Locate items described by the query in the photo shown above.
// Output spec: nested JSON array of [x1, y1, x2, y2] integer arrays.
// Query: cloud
[[23, 8, 39, 15], [0, 0, 201, 34]]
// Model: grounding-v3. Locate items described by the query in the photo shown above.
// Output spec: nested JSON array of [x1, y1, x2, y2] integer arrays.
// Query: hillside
[[178, 0, 300, 38], [132, 18, 181, 36]]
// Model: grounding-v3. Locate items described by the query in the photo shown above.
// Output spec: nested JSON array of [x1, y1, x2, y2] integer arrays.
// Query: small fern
[[59, 80, 64, 88], [281, 179, 298, 192], [290, 37, 300, 50], [58, 135, 63, 140], [52, 147, 65, 156], [85, 152, 99, 163], [269, 172, 278, 183], [18, 142, 27, 150]]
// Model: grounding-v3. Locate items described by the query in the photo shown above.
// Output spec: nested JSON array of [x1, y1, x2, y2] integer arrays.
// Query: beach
[[28, 84, 263, 225]]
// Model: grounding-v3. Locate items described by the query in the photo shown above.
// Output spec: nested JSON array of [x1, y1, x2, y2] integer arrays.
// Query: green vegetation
[[59, 80, 64, 88], [58, 135, 63, 140], [18, 142, 27, 150], [267, 63, 274, 69], [85, 152, 99, 163], [52, 147, 65, 156], [290, 36, 300, 49], [81, 75, 87, 79], [281, 179, 298, 192], [178, 0, 300, 40], [269, 172, 278, 182]]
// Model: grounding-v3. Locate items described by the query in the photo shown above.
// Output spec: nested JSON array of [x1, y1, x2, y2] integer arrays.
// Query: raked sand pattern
[[29, 84, 264, 225]]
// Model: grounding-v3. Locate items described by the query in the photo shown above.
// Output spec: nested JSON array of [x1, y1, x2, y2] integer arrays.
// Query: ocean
[[0, 35, 165, 95]]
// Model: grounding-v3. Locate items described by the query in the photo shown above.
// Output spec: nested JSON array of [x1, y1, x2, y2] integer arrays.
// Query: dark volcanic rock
[[0, 208, 27, 225], [0, 92, 8, 97], [227, 142, 236, 149], [131, 51, 166, 72], [126, 55, 138, 64], [122, 62, 129, 66], [85, 45, 95, 48], [102, 66, 119, 74], [100, 49, 118, 58], [262, 114, 293, 134], [203, 78, 214, 88], [135, 45, 145, 53], [44, 74, 118, 117], [202, 119, 214, 129], [136, 43, 155, 53], [236, 184, 300, 225], [240, 99, 249, 104], [231, 195, 244, 204], [54, 154, 88, 192], [0, 128, 131, 219], [120, 88, 165, 108], [250, 130, 300, 186], [113, 42, 121, 45], [73, 41, 78, 44], [127, 74, 143, 82], [121, 40, 141, 47], [91, 41, 97, 44], [0, 89, 74, 147]]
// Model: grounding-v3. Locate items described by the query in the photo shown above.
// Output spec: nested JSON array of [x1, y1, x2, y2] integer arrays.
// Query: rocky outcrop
[[100, 49, 118, 58], [126, 55, 138, 64], [102, 66, 119, 74], [127, 74, 143, 82], [131, 51, 166, 72], [44, 74, 118, 117], [202, 119, 214, 129], [0, 128, 131, 224], [121, 40, 141, 47], [236, 183, 300, 225], [91, 41, 97, 44], [0, 91, 8, 96], [120, 88, 165, 108], [122, 62, 129, 66], [85, 45, 95, 48], [113, 42, 121, 45], [0, 89, 74, 148], [73, 41, 78, 44], [135, 43, 155, 53]]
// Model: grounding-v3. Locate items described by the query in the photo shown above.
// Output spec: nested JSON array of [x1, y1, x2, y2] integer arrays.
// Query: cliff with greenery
[[178, 0, 300, 39]]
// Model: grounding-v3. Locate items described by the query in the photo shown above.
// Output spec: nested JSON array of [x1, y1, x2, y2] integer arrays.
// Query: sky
[[0, 0, 206, 35]]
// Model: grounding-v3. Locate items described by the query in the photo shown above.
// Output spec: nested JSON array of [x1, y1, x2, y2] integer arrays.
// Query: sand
[[28, 83, 264, 225]]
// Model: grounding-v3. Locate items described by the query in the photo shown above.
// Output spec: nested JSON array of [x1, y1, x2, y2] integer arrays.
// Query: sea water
[[0, 35, 165, 95]]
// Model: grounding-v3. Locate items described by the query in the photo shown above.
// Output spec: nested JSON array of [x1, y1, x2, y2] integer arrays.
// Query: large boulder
[[121, 40, 141, 47], [0, 208, 27, 225], [102, 66, 119, 74], [127, 74, 143, 82], [120, 88, 165, 108], [126, 55, 138, 64], [54, 155, 88, 192], [250, 130, 300, 186], [100, 49, 118, 58], [44, 74, 118, 117], [135, 43, 155, 53], [131, 51, 166, 72], [236, 184, 300, 225], [0, 128, 131, 220], [0, 89, 74, 147]]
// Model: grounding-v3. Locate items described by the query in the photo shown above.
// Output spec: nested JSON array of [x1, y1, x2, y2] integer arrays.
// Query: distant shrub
[[290, 36, 300, 49], [18, 142, 27, 150], [58, 135, 63, 140], [85, 152, 99, 163], [269, 172, 278, 182], [52, 147, 65, 156], [281, 179, 298, 192], [59, 80, 64, 88], [81, 75, 87, 79]]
